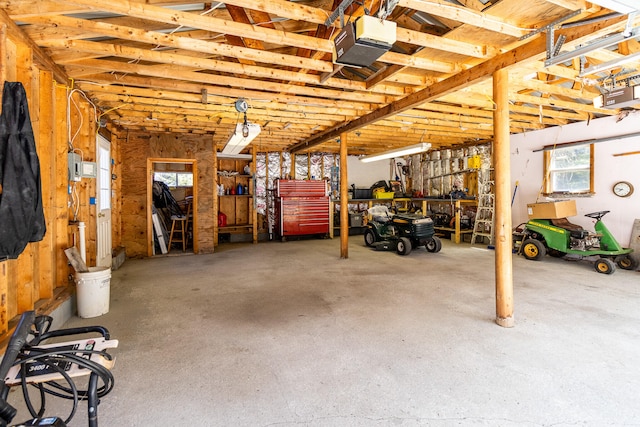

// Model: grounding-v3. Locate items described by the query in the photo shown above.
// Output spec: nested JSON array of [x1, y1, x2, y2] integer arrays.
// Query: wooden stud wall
[[0, 21, 105, 340]]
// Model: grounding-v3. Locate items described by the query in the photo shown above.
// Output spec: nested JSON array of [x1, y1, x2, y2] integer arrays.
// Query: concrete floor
[[13, 237, 640, 426]]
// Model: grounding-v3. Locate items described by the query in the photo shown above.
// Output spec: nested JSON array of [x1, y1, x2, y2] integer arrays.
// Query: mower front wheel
[[396, 237, 412, 255], [425, 236, 442, 253], [364, 229, 376, 247], [521, 239, 546, 261], [594, 257, 616, 274], [615, 255, 638, 271]]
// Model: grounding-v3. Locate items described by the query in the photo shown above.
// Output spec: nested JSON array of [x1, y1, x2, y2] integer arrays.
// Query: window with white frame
[[543, 144, 594, 195], [154, 172, 193, 188]]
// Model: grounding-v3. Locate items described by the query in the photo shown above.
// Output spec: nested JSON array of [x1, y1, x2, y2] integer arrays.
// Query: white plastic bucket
[[75, 267, 111, 318]]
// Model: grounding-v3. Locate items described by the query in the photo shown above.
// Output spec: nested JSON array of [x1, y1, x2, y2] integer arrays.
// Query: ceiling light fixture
[[221, 99, 261, 154], [221, 121, 261, 155], [587, 0, 640, 14], [359, 142, 431, 163]]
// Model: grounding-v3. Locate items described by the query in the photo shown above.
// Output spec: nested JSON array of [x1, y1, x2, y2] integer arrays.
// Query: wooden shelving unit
[[425, 199, 477, 244], [331, 197, 477, 243], [213, 150, 258, 245]]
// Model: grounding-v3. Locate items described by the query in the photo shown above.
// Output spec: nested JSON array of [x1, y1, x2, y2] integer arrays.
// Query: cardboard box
[[527, 200, 576, 219]]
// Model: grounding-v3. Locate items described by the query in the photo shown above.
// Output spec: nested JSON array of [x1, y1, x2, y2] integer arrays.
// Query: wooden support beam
[[0, 9, 68, 84], [289, 14, 628, 153], [493, 67, 514, 328], [340, 133, 348, 259]]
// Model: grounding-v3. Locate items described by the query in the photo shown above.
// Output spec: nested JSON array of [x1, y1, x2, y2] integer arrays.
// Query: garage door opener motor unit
[[333, 15, 396, 67]]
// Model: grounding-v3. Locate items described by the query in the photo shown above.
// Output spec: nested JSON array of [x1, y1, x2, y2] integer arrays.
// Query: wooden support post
[[493, 68, 514, 328], [340, 133, 348, 259]]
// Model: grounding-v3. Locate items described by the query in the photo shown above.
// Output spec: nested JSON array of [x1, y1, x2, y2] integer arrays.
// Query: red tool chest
[[275, 180, 330, 239]]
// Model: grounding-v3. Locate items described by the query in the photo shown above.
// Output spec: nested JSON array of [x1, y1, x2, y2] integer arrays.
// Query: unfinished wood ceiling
[[4, 0, 640, 155]]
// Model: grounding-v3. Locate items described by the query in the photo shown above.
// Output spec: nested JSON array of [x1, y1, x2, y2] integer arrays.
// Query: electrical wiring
[[57, 81, 101, 222]]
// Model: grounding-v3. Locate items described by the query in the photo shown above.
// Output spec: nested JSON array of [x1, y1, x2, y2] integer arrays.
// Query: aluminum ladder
[[470, 168, 494, 246]]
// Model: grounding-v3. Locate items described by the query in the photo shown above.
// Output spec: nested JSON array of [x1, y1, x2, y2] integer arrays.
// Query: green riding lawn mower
[[516, 210, 637, 274], [364, 206, 442, 255]]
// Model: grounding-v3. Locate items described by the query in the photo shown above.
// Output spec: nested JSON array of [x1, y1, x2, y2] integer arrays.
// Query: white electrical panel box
[[68, 152, 97, 181], [81, 161, 97, 178]]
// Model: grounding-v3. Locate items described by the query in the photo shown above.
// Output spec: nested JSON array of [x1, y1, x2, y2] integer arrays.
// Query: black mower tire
[[521, 239, 546, 261], [594, 257, 616, 275], [425, 236, 442, 253], [615, 255, 638, 271], [396, 237, 412, 255], [548, 249, 566, 258], [364, 229, 376, 247]]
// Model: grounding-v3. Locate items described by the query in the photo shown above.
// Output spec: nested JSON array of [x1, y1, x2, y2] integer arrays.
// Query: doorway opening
[[147, 159, 198, 256]]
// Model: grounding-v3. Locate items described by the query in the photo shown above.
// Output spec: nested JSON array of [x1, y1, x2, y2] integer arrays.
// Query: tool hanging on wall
[[511, 180, 519, 206]]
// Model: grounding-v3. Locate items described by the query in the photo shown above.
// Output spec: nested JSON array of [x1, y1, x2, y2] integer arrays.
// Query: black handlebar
[[0, 310, 35, 425]]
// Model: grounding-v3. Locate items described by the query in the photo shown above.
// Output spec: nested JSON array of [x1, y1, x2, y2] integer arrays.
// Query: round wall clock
[[612, 181, 634, 198]]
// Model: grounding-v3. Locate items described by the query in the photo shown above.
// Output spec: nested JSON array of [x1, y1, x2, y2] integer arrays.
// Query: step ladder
[[471, 169, 494, 246]]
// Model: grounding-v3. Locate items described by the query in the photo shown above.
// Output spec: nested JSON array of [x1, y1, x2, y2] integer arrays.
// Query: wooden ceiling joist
[[3, 0, 638, 151]]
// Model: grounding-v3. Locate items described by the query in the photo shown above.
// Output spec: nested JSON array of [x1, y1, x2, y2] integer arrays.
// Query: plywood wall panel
[[194, 139, 214, 254], [120, 132, 215, 256]]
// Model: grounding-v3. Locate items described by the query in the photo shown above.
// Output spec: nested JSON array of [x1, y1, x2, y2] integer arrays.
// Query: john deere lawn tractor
[[518, 210, 636, 274]]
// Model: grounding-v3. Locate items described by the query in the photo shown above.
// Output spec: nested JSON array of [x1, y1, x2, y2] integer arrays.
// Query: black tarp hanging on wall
[[0, 81, 46, 260]]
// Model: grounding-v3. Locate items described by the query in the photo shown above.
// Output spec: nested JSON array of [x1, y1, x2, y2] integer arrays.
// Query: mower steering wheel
[[585, 210, 610, 220]]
